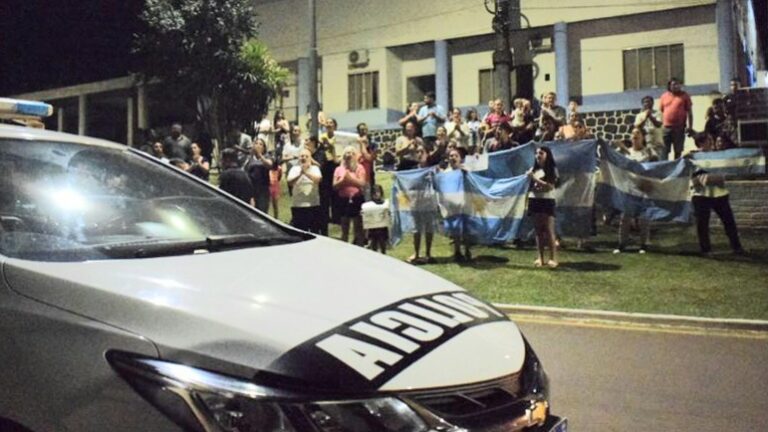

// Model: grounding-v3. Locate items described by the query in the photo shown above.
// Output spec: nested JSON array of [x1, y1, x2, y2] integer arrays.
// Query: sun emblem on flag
[[637, 179, 654, 194], [471, 195, 487, 213], [397, 191, 411, 209]]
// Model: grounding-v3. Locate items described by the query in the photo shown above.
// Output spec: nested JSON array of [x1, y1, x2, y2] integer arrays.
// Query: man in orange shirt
[[658, 78, 693, 160]]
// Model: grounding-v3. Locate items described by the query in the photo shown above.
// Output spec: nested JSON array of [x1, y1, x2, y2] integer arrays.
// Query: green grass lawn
[[222, 170, 768, 320]]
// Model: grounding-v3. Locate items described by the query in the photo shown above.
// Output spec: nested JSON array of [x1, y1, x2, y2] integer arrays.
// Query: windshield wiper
[[95, 234, 300, 258]]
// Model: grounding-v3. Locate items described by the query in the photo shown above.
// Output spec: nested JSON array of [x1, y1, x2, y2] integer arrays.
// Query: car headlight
[[108, 352, 465, 432], [521, 337, 549, 401]]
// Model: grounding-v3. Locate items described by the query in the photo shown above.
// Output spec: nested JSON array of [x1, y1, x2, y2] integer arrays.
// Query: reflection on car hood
[[4, 236, 525, 391]]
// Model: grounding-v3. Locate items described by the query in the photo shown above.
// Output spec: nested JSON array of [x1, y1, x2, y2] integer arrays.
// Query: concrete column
[[77, 94, 87, 135], [435, 40, 451, 110], [137, 84, 149, 130], [554, 21, 569, 106], [57, 106, 64, 132], [126, 97, 134, 146], [716, 0, 736, 92], [297, 57, 310, 122]]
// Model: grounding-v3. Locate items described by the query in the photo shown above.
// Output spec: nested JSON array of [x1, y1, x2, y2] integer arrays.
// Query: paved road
[[515, 317, 768, 432]]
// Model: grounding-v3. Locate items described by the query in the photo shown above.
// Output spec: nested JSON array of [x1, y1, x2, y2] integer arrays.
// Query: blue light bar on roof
[[0, 98, 54, 118]]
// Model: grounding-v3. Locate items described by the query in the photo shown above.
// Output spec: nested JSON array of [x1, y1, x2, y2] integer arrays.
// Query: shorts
[[527, 197, 556, 217], [339, 193, 365, 218], [368, 227, 389, 242], [412, 211, 437, 233]]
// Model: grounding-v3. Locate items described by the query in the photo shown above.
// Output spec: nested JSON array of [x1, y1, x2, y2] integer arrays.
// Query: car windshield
[[0, 138, 305, 261]]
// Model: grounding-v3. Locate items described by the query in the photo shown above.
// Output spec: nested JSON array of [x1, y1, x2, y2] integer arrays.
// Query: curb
[[493, 303, 768, 332]]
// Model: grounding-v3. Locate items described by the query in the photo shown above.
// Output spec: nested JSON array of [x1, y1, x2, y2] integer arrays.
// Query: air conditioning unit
[[348, 49, 370, 69], [529, 36, 553, 53]]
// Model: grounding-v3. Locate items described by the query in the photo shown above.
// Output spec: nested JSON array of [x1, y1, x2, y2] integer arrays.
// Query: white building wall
[[452, 52, 492, 107], [253, 0, 717, 128], [580, 23, 719, 95], [254, 0, 713, 62], [533, 52, 557, 99]]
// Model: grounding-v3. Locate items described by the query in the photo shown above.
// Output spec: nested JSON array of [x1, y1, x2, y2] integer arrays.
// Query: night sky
[[0, 0, 144, 96]]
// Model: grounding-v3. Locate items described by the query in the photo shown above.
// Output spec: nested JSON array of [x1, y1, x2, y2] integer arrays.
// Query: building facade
[[255, 0, 760, 137], [9, 0, 767, 146]]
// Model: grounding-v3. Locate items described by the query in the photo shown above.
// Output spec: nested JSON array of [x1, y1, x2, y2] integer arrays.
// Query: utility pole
[[486, 0, 520, 110], [308, 0, 319, 136]]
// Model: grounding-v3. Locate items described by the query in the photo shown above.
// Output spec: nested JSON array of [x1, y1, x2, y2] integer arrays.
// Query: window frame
[[348, 71, 379, 111], [622, 43, 685, 90], [478, 68, 517, 104]]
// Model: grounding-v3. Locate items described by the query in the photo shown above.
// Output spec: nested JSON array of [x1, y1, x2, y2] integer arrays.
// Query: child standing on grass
[[366, 184, 389, 254], [268, 161, 282, 219]]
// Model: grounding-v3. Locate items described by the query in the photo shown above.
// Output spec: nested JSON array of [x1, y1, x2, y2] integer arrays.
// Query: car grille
[[404, 373, 532, 430]]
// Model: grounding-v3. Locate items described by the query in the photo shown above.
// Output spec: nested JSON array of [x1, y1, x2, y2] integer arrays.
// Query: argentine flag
[[476, 142, 536, 178], [435, 170, 529, 244], [390, 167, 440, 245], [691, 148, 766, 177], [473, 140, 599, 239], [596, 142, 693, 222], [545, 140, 598, 238]]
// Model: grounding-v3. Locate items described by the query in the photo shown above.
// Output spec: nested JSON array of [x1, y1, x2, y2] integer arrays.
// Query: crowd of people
[[137, 77, 748, 267], [139, 111, 386, 253]]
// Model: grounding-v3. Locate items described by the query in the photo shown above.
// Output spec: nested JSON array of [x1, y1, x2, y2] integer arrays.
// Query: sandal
[[406, 255, 421, 264]]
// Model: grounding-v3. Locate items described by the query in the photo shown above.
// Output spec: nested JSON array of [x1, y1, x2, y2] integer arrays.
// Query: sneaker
[[638, 245, 647, 254], [534, 258, 543, 267], [612, 248, 623, 254], [547, 260, 559, 269]]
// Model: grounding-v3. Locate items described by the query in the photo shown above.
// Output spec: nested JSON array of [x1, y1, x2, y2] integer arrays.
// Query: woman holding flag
[[443, 148, 472, 262], [527, 146, 559, 268]]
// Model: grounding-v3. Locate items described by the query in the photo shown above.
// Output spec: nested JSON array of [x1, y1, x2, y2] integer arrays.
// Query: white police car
[[0, 98, 565, 431]]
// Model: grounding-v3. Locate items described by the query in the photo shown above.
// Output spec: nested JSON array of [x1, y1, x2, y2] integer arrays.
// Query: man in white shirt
[[443, 107, 470, 149], [634, 96, 664, 158], [255, 113, 273, 151], [287, 149, 323, 233], [282, 124, 305, 195]]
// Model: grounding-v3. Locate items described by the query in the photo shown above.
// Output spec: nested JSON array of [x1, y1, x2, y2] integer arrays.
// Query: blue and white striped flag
[[691, 148, 766, 176], [390, 167, 440, 245], [476, 142, 536, 178], [434, 170, 529, 244], [596, 142, 693, 222], [472, 140, 598, 238], [546, 140, 598, 238]]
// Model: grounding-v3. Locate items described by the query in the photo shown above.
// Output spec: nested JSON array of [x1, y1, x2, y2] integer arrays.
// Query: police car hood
[[4, 236, 525, 392]]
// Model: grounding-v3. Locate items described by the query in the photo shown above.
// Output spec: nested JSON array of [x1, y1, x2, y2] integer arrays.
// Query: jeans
[[662, 126, 686, 160]]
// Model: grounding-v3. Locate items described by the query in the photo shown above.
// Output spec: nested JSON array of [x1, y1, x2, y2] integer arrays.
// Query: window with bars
[[348, 72, 379, 111], [623, 44, 684, 90], [479, 69, 517, 105]]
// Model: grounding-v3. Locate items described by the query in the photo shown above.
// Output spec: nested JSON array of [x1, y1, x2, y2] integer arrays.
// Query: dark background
[[0, 0, 144, 96]]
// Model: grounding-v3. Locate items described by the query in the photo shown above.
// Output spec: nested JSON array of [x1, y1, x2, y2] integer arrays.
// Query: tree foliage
[[133, 0, 287, 149]]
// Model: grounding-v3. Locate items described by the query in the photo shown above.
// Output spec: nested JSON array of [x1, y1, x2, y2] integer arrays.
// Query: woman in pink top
[[333, 146, 368, 245], [483, 98, 511, 141]]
